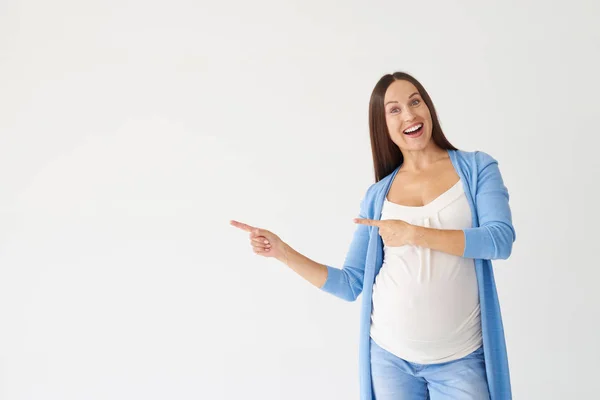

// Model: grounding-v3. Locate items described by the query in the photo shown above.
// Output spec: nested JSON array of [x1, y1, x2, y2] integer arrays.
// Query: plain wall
[[1, 0, 598, 398]]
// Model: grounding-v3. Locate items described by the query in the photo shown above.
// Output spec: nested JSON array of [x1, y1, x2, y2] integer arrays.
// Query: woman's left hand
[[353, 218, 416, 247]]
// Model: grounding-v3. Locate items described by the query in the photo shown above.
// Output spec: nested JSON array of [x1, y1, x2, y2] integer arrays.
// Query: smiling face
[[383, 79, 434, 152]]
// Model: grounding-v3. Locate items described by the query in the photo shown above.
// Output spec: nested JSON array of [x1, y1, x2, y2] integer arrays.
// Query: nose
[[404, 108, 416, 122]]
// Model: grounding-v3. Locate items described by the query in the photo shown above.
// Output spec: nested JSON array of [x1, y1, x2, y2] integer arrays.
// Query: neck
[[401, 144, 448, 172]]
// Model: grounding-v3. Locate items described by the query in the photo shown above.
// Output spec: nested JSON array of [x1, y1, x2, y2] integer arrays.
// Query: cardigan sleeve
[[319, 191, 371, 302], [462, 151, 516, 260]]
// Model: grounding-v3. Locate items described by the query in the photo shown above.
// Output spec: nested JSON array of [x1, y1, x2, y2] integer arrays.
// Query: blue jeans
[[370, 337, 490, 400]]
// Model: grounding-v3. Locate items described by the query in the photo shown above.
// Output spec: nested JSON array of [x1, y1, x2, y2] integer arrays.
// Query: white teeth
[[404, 123, 423, 133]]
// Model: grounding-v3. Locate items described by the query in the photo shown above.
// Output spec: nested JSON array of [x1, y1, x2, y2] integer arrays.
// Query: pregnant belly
[[371, 279, 480, 341]]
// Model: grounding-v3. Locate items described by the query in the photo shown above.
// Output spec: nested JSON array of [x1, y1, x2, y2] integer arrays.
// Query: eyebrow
[[384, 92, 420, 106]]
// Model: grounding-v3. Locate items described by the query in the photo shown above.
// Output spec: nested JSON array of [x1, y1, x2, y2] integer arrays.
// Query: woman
[[230, 72, 516, 400]]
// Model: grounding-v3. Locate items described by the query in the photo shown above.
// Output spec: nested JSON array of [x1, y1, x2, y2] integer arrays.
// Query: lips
[[403, 123, 423, 136]]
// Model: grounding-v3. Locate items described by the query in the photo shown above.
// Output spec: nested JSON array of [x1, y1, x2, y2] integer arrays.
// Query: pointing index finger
[[353, 218, 380, 226], [230, 220, 256, 232]]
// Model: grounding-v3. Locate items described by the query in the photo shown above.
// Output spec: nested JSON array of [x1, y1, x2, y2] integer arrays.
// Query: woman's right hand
[[229, 219, 287, 262], [231, 220, 329, 289]]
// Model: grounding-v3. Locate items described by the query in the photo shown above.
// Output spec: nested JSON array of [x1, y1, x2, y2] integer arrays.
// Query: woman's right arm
[[275, 244, 329, 289], [280, 195, 371, 302], [231, 190, 372, 302]]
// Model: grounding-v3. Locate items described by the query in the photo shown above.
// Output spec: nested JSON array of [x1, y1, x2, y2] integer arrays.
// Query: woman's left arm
[[410, 152, 516, 260], [409, 226, 466, 257]]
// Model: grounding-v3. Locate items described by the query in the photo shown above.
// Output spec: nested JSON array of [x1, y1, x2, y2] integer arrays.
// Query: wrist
[[278, 242, 292, 265], [408, 224, 423, 246]]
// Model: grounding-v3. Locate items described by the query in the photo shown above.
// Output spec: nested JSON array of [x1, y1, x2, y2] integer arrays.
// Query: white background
[[1, 0, 598, 399]]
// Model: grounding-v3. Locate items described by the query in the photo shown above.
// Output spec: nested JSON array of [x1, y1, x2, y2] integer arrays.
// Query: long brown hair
[[368, 72, 458, 182]]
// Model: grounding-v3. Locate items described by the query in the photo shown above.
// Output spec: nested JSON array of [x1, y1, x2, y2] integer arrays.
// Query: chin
[[400, 135, 433, 151]]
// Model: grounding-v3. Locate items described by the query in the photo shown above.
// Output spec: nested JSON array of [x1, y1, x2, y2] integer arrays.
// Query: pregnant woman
[[231, 71, 516, 400]]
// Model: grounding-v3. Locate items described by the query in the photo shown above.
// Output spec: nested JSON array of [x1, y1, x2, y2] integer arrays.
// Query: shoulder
[[356, 169, 396, 217], [453, 149, 499, 173], [362, 179, 384, 202], [360, 166, 397, 196]]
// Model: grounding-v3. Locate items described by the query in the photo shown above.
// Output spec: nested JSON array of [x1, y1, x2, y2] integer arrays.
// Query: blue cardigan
[[320, 149, 516, 400]]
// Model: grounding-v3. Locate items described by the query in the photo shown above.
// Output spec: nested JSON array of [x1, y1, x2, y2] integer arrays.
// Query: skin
[[230, 79, 468, 289], [353, 79, 466, 257], [229, 220, 328, 288]]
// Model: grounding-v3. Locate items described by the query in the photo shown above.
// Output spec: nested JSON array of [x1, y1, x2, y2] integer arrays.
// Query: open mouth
[[403, 123, 424, 137]]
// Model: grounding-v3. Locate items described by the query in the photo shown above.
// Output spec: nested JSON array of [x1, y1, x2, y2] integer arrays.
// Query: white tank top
[[370, 179, 482, 364]]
